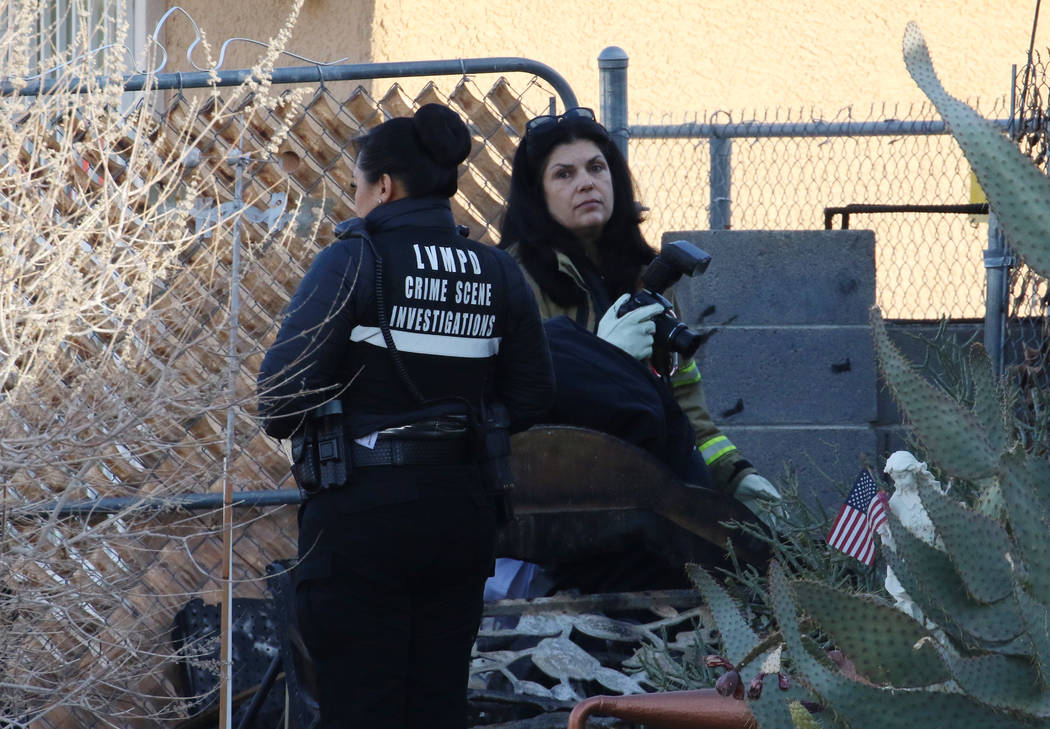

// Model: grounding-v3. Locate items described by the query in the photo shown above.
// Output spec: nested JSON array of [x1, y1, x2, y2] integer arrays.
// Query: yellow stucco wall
[[158, 0, 374, 74], [153, 1, 1046, 319], [159, 1, 1045, 113]]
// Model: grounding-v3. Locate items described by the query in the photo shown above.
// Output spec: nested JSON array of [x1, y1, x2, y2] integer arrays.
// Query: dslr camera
[[617, 239, 711, 359]]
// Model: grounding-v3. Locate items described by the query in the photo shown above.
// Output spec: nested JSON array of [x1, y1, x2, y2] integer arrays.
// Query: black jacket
[[541, 316, 711, 488], [257, 196, 554, 439]]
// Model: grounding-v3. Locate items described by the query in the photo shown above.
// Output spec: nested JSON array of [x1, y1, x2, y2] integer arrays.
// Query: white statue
[[879, 451, 946, 625]]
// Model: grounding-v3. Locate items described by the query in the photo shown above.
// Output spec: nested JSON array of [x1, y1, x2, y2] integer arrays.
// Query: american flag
[[826, 470, 889, 566]]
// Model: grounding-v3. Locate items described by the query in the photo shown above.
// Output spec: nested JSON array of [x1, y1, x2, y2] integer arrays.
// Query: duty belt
[[351, 419, 472, 467]]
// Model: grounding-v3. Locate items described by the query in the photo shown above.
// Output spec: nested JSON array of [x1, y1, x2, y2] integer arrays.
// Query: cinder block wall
[[665, 230, 878, 507]]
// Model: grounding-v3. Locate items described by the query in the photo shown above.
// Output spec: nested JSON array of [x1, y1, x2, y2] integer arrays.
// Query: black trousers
[[294, 464, 497, 729]]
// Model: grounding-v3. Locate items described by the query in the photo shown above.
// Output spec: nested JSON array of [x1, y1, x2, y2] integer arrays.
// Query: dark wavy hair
[[498, 115, 654, 308], [354, 103, 472, 198]]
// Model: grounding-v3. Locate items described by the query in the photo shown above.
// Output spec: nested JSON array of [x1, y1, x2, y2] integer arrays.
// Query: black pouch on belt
[[291, 401, 349, 496], [289, 429, 320, 495], [472, 402, 515, 525]]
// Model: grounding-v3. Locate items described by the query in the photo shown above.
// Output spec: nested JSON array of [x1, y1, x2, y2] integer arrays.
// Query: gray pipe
[[709, 137, 732, 230], [3, 57, 579, 109], [598, 46, 629, 161], [24, 489, 303, 518], [984, 211, 1011, 376]]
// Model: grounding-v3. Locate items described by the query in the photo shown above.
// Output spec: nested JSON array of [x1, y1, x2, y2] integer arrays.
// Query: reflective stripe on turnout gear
[[670, 360, 702, 387], [699, 434, 737, 465], [350, 325, 501, 358]]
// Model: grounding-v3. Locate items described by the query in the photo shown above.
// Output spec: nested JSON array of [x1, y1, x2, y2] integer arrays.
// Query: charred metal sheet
[[504, 426, 770, 566]]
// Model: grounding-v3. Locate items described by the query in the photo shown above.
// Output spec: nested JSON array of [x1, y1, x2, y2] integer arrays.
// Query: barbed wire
[[18, 4, 353, 82]]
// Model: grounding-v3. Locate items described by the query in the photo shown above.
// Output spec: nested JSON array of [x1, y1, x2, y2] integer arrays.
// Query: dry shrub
[[0, 1, 313, 726]]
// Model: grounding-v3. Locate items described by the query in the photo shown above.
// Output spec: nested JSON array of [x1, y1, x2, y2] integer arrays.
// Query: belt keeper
[[392, 440, 405, 466]]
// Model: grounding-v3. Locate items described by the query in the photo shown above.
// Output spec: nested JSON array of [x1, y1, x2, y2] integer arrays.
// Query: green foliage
[[884, 321, 1013, 502], [685, 564, 760, 668], [645, 464, 883, 725], [791, 580, 947, 687], [766, 562, 1035, 729], [917, 478, 1014, 602], [1000, 450, 1050, 596], [683, 561, 832, 729], [902, 21, 1050, 281], [884, 511, 1025, 647], [629, 620, 721, 692], [789, 700, 825, 729], [683, 22, 1050, 728], [724, 465, 887, 598], [871, 309, 999, 481]]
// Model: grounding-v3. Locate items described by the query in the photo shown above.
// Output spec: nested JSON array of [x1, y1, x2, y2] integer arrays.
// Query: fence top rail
[[630, 117, 1011, 139], [2, 56, 579, 109]]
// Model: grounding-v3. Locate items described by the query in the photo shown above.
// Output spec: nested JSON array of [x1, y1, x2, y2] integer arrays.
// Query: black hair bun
[[413, 104, 471, 168]]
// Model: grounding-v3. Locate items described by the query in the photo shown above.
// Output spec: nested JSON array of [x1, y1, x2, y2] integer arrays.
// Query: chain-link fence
[[4, 65, 574, 728], [1007, 49, 1050, 453], [11, 42, 1047, 726], [626, 99, 1011, 321]]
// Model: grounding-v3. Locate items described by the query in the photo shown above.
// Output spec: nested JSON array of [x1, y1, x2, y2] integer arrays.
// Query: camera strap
[[574, 259, 612, 331]]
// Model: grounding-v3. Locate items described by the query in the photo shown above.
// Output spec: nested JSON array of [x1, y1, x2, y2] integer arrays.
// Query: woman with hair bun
[[258, 103, 554, 729]]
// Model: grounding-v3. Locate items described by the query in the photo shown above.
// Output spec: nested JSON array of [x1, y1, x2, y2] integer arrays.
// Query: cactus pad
[[903, 21, 1050, 279], [871, 309, 998, 480]]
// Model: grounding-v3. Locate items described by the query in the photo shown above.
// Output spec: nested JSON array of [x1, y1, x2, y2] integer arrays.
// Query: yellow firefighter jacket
[[505, 244, 756, 494]]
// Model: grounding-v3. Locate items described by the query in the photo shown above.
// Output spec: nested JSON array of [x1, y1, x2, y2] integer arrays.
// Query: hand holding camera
[[616, 240, 712, 360], [597, 293, 666, 360]]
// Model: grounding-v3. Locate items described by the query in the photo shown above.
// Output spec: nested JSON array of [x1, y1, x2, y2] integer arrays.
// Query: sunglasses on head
[[524, 107, 602, 138]]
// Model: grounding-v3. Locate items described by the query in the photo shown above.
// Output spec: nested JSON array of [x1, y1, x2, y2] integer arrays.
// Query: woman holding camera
[[258, 103, 554, 729], [499, 107, 782, 516]]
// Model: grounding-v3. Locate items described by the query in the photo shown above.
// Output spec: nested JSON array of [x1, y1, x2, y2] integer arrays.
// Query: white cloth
[[483, 558, 546, 602], [482, 558, 553, 630]]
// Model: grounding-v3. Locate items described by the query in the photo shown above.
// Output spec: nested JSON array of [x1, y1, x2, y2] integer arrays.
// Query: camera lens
[[666, 323, 703, 359], [653, 314, 704, 358]]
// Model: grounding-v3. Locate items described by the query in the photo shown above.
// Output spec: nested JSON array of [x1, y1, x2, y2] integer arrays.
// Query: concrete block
[[645, 229, 883, 510], [696, 326, 876, 424], [662, 230, 875, 327], [720, 425, 880, 509]]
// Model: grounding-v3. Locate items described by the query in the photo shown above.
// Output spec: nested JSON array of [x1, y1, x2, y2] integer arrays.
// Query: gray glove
[[597, 293, 666, 360], [735, 473, 785, 529]]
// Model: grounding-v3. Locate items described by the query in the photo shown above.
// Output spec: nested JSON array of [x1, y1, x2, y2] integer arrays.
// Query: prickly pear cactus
[[871, 308, 1005, 482], [903, 21, 1050, 279], [692, 482, 1050, 729], [685, 22, 1050, 728]]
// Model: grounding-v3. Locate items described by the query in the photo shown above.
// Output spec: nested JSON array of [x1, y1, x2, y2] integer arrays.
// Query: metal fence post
[[598, 46, 629, 161], [709, 136, 732, 230], [984, 211, 1010, 376], [984, 64, 1018, 378]]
